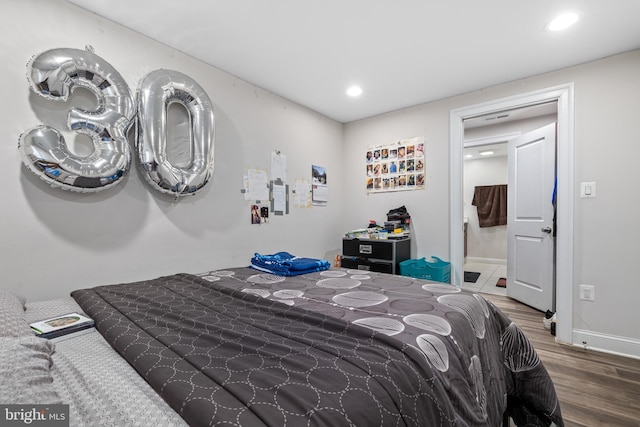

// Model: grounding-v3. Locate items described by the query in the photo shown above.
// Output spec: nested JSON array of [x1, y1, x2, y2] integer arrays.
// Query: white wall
[[1, 0, 344, 301], [342, 103, 453, 260], [344, 50, 640, 357], [464, 155, 508, 261]]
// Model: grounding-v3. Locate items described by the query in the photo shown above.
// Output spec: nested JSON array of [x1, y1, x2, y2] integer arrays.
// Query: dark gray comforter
[[72, 267, 563, 427]]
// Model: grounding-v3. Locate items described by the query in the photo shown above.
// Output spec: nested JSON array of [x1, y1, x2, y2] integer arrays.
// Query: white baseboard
[[465, 257, 507, 265], [572, 329, 640, 360]]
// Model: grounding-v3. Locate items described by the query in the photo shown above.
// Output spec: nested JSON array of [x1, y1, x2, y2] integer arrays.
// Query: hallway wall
[[464, 154, 508, 261]]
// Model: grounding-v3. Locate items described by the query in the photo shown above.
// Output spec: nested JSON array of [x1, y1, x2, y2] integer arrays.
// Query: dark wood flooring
[[483, 293, 640, 427]]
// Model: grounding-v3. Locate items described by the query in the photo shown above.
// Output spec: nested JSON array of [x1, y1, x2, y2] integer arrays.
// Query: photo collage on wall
[[366, 136, 425, 193]]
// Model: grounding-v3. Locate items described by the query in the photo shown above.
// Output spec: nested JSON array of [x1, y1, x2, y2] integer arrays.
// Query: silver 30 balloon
[[19, 47, 215, 197]]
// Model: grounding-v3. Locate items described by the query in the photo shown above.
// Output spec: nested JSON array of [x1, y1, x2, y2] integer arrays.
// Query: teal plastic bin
[[399, 256, 451, 283]]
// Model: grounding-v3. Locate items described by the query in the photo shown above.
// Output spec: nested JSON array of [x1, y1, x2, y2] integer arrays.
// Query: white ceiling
[[67, 0, 640, 124]]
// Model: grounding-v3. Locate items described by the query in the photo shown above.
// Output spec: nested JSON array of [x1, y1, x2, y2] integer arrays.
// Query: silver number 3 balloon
[[19, 47, 135, 192], [19, 47, 215, 197]]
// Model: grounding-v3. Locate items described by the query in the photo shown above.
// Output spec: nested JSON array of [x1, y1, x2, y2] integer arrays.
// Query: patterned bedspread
[[72, 267, 563, 427]]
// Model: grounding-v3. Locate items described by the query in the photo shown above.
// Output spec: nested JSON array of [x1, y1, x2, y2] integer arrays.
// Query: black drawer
[[341, 237, 410, 275], [340, 257, 393, 274], [343, 238, 394, 260]]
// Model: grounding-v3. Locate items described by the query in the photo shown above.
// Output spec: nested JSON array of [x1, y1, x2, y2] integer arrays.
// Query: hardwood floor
[[482, 293, 640, 427]]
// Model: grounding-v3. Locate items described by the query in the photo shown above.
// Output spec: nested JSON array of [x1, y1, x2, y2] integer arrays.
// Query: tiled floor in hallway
[[463, 261, 507, 296]]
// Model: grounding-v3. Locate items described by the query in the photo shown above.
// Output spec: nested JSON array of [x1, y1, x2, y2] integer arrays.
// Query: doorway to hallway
[[461, 105, 556, 310], [449, 83, 575, 345]]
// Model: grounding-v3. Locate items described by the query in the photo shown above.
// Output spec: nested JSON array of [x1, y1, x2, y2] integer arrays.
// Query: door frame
[[449, 83, 574, 346]]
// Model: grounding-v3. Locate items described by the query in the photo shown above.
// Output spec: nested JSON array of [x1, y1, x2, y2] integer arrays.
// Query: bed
[[1, 267, 563, 426]]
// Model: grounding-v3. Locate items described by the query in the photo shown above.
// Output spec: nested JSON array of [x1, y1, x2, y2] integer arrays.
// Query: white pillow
[[0, 336, 62, 404], [0, 291, 33, 337]]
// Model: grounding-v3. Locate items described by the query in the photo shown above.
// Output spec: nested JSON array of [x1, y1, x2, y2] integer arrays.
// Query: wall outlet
[[579, 284, 595, 301]]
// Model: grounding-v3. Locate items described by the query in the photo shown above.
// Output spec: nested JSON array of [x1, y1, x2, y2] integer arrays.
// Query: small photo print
[[406, 145, 415, 158], [251, 205, 261, 224]]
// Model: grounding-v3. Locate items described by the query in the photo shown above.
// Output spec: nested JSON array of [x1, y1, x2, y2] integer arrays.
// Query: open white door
[[507, 123, 556, 312]]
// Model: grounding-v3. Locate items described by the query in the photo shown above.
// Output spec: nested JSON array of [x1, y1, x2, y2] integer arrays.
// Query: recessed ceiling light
[[546, 12, 579, 31], [479, 150, 494, 156], [347, 86, 363, 97]]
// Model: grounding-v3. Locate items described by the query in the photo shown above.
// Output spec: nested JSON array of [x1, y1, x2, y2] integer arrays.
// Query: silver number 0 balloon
[[136, 69, 215, 196], [19, 47, 135, 192]]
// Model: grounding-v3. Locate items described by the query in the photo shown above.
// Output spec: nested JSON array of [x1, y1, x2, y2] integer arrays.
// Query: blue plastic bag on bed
[[251, 252, 331, 276]]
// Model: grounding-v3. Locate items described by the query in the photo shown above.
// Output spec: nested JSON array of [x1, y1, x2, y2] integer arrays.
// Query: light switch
[[580, 182, 596, 198]]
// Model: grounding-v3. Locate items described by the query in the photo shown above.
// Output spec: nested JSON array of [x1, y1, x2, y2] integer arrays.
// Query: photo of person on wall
[[251, 205, 261, 224]]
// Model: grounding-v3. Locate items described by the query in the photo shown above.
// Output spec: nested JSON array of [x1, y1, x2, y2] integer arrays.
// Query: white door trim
[[449, 83, 574, 346], [465, 132, 521, 148]]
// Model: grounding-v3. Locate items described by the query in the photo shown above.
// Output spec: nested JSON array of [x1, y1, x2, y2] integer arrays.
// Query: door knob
[[541, 226, 552, 234]]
